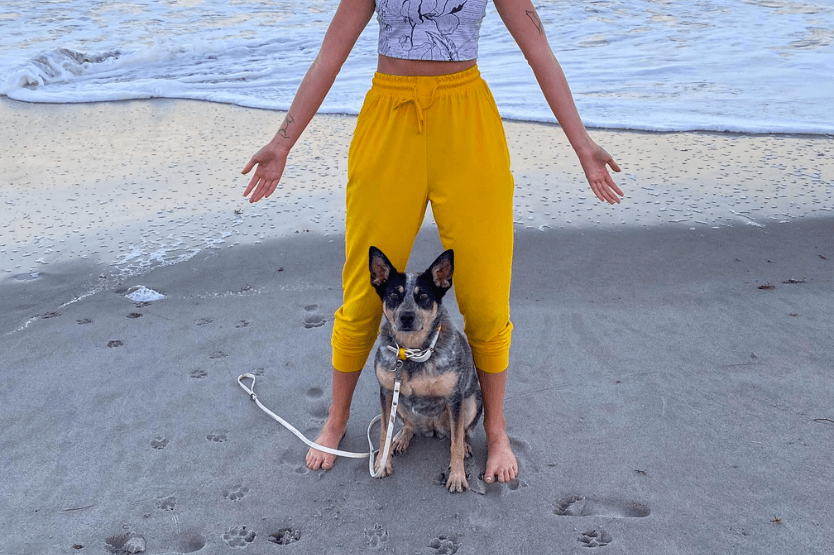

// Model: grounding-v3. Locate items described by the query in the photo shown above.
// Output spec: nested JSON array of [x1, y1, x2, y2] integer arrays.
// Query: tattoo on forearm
[[525, 10, 544, 36], [278, 113, 295, 139]]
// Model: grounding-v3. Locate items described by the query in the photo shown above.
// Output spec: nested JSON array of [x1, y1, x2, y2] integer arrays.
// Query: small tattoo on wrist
[[278, 113, 295, 139]]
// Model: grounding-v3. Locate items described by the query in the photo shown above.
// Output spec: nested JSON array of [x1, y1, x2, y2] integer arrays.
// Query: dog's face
[[369, 247, 453, 342]]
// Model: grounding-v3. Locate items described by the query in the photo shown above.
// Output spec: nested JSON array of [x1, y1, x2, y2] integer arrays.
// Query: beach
[[1, 98, 833, 554]]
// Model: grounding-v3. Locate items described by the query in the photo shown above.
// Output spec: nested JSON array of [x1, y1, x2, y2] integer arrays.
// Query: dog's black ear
[[427, 249, 454, 291], [369, 246, 397, 296]]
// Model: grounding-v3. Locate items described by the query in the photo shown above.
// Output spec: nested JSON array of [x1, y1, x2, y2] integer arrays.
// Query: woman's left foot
[[483, 426, 517, 484]]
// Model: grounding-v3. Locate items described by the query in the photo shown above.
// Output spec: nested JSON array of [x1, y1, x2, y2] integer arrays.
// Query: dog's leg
[[445, 401, 469, 492], [462, 395, 480, 459], [392, 419, 414, 454], [374, 387, 395, 477]]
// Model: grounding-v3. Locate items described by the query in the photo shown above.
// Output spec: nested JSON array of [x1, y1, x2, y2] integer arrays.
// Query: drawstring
[[393, 83, 438, 134]]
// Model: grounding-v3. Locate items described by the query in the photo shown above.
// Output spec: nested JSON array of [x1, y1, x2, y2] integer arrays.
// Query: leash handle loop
[[237, 373, 401, 478]]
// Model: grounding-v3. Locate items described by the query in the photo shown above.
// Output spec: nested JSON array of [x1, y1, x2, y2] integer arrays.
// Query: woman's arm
[[242, 0, 376, 203], [494, 0, 623, 204]]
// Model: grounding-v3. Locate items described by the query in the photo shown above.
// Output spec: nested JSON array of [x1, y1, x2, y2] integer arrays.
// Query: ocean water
[[2, 0, 833, 134]]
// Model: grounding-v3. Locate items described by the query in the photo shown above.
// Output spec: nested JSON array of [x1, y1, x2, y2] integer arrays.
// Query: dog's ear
[[369, 246, 397, 296], [427, 249, 454, 291]]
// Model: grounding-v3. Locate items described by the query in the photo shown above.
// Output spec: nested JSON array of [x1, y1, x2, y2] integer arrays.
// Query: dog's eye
[[388, 290, 399, 300], [419, 293, 428, 301]]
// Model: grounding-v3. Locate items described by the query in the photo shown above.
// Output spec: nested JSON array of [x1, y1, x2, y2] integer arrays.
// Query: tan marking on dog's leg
[[462, 396, 478, 459], [446, 404, 469, 492], [374, 389, 394, 477], [392, 421, 414, 454]]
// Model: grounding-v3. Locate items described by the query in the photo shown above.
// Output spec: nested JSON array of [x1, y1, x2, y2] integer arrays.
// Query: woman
[[242, 0, 623, 485]]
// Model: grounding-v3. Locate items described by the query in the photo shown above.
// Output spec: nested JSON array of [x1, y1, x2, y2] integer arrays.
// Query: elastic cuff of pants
[[472, 350, 509, 374], [331, 349, 370, 373]]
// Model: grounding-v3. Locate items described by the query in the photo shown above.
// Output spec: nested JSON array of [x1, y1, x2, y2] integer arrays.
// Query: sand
[[1, 97, 833, 554]]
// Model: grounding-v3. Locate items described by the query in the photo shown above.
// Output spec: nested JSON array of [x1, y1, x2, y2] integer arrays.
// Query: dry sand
[[1, 98, 833, 554]]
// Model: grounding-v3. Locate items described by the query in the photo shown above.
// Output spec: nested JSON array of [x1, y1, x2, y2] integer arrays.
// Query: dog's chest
[[401, 369, 458, 398], [375, 360, 459, 397]]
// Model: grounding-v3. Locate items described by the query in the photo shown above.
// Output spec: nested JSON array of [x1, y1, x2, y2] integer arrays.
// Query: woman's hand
[[578, 143, 623, 204], [241, 142, 288, 203]]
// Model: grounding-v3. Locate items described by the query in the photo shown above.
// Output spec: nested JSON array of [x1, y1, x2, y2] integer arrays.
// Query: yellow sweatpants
[[331, 66, 514, 374]]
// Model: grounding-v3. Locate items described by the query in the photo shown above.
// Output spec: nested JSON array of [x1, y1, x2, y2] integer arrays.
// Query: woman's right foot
[[305, 418, 347, 470]]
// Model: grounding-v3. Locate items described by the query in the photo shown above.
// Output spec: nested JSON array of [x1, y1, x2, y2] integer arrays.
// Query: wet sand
[[1, 98, 833, 554]]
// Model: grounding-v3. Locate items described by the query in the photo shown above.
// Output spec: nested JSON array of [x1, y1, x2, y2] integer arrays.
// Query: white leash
[[237, 371, 401, 478], [237, 326, 440, 478]]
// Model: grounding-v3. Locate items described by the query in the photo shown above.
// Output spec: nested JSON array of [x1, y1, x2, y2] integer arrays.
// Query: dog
[[369, 246, 483, 492]]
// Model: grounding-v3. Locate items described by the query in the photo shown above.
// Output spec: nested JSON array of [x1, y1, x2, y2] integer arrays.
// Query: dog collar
[[385, 324, 442, 364]]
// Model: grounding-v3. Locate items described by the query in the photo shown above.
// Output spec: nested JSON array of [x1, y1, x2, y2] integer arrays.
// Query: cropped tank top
[[375, 0, 488, 62]]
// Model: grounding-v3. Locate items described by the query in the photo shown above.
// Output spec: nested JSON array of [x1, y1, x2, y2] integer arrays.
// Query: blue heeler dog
[[369, 247, 483, 492]]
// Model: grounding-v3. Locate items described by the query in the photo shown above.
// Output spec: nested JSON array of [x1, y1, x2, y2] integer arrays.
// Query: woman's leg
[[308, 77, 430, 469], [477, 368, 518, 483], [306, 367, 362, 469], [427, 72, 518, 483]]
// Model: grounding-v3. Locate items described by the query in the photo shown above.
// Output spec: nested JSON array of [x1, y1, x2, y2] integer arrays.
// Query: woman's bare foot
[[483, 423, 518, 484], [305, 417, 347, 470], [305, 367, 361, 470], [476, 367, 518, 484]]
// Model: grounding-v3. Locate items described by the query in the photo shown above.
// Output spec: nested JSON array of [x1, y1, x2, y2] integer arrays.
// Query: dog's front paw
[[392, 428, 413, 454], [446, 469, 469, 493], [373, 452, 393, 478]]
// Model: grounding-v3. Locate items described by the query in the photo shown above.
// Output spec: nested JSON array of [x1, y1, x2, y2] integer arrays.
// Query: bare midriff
[[377, 54, 477, 77]]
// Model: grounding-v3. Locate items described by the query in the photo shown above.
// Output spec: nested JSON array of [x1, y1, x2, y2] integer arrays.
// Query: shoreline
[[3, 97, 833, 281], [8, 96, 834, 139]]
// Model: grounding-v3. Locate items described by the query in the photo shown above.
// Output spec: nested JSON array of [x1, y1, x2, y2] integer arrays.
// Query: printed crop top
[[375, 0, 488, 62]]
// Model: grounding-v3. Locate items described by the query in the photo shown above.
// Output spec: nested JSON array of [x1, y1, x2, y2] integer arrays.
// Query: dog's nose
[[399, 311, 416, 329]]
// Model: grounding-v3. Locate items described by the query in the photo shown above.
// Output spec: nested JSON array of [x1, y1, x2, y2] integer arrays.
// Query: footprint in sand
[[305, 386, 324, 400], [222, 526, 255, 548], [364, 524, 389, 550], [105, 532, 145, 554], [428, 533, 461, 555], [150, 436, 169, 450], [235, 320, 250, 328], [107, 340, 124, 348], [13, 272, 41, 282], [307, 399, 330, 421], [190, 369, 208, 379], [303, 304, 326, 329], [158, 496, 176, 511], [509, 435, 538, 473], [554, 496, 650, 518], [196, 317, 213, 326], [222, 485, 250, 502], [280, 448, 310, 475], [126, 312, 142, 319], [174, 534, 206, 553], [77, 318, 92, 325], [268, 528, 301, 545], [206, 432, 228, 443], [578, 529, 613, 548]]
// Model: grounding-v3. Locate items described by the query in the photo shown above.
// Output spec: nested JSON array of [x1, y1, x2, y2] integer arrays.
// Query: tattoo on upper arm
[[278, 113, 295, 139], [525, 9, 544, 36]]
